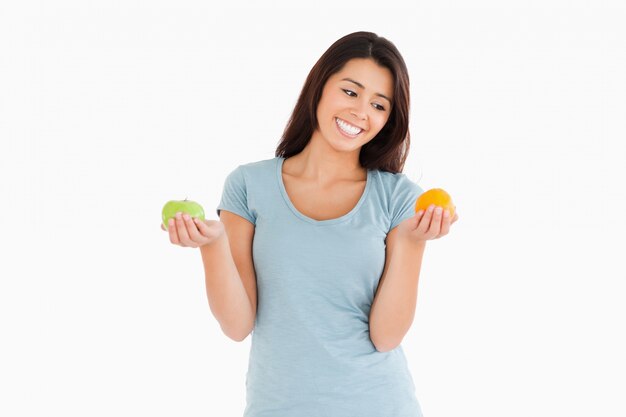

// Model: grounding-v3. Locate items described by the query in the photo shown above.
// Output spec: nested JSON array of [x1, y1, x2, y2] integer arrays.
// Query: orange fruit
[[415, 188, 455, 218]]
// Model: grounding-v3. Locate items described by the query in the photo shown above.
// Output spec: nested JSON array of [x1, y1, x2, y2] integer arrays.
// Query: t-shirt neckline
[[276, 156, 371, 226]]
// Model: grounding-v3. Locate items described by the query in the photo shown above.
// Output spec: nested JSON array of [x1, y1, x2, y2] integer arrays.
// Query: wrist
[[199, 230, 228, 251]]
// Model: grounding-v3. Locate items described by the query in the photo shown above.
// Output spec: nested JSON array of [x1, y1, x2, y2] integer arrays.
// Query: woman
[[164, 31, 458, 417]]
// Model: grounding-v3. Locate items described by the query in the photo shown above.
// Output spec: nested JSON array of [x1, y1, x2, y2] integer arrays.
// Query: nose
[[350, 110, 365, 120], [350, 104, 368, 121]]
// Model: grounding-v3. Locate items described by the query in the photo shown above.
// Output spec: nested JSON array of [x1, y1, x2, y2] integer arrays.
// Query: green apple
[[162, 199, 205, 230]]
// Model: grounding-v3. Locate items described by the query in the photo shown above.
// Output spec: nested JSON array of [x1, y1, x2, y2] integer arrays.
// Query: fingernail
[[443, 210, 450, 218], [183, 214, 190, 221], [435, 207, 443, 215], [168, 219, 174, 226], [428, 205, 435, 212]]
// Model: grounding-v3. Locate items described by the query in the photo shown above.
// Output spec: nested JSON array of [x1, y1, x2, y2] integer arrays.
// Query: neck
[[286, 134, 366, 184]]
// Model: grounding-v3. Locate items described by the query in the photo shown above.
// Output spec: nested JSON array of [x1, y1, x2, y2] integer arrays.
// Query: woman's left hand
[[396, 204, 459, 245]]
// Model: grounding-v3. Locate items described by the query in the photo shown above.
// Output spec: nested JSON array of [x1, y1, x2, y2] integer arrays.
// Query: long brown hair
[[275, 31, 411, 173]]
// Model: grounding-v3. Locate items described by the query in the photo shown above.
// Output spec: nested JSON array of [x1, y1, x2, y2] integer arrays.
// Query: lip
[[335, 118, 364, 138], [335, 117, 365, 131]]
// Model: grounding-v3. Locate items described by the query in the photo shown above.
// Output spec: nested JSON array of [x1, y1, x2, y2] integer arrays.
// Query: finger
[[183, 214, 204, 243], [194, 218, 212, 237], [403, 210, 423, 231], [161, 223, 166, 231], [168, 218, 180, 245], [451, 212, 459, 224], [413, 210, 425, 229], [416, 205, 435, 234], [175, 212, 192, 246], [439, 209, 451, 237], [426, 206, 443, 238]]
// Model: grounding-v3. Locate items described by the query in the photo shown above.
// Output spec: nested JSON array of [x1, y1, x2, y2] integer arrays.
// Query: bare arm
[[369, 205, 458, 352], [369, 227, 425, 352], [200, 210, 257, 341], [165, 210, 256, 342]]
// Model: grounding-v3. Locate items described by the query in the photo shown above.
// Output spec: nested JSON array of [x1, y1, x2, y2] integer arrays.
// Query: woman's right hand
[[161, 212, 225, 248]]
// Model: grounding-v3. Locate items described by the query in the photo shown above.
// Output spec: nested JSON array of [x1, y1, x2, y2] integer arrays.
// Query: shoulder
[[223, 157, 280, 195], [371, 169, 423, 197], [369, 169, 424, 231], [374, 169, 409, 184], [231, 156, 280, 177], [239, 156, 279, 169], [229, 157, 279, 177], [218, 157, 279, 223]]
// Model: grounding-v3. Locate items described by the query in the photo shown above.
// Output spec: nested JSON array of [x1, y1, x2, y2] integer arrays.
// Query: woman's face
[[314, 58, 394, 154]]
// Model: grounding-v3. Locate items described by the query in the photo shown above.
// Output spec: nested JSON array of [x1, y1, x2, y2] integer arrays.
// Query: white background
[[1, 0, 625, 416]]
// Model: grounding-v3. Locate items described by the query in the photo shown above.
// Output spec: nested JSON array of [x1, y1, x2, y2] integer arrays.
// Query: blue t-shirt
[[217, 156, 425, 417]]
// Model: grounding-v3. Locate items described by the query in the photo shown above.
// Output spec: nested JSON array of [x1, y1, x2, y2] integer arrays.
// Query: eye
[[342, 88, 387, 111]]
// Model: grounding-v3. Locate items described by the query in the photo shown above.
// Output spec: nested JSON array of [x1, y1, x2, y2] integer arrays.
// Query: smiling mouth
[[335, 118, 364, 137]]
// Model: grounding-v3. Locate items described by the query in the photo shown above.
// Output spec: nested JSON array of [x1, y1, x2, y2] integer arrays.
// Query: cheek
[[373, 114, 391, 133], [317, 95, 335, 118]]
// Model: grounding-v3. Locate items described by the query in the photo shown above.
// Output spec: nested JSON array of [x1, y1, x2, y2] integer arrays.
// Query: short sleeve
[[216, 165, 257, 225], [389, 173, 424, 231]]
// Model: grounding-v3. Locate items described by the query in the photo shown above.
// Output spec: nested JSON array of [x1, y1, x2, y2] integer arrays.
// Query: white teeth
[[336, 118, 362, 135]]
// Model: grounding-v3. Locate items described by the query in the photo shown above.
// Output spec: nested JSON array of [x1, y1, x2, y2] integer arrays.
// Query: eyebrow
[[340, 78, 392, 104]]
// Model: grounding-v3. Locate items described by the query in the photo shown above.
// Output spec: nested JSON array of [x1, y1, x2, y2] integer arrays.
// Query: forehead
[[330, 58, 393, 95]]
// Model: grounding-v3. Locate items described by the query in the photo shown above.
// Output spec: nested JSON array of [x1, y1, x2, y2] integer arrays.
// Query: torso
[[281, 160, 367, 222]]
